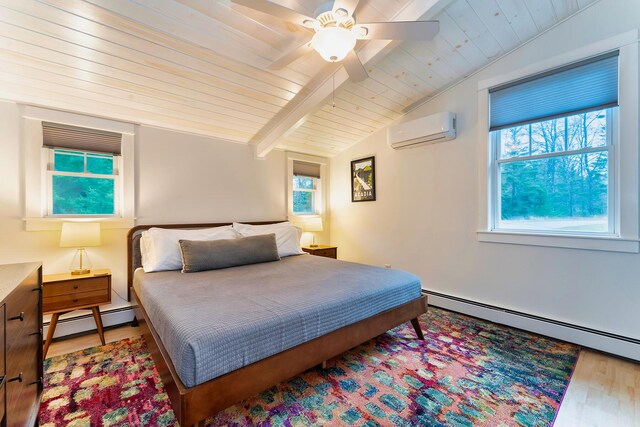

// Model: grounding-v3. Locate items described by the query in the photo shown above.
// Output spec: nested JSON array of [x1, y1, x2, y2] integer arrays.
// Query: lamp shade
[[60, 222, 101, 248], [302, 217, 323, 232]]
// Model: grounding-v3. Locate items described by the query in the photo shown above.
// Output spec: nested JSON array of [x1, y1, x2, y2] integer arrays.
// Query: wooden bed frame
[[127, 222, 428, 427]]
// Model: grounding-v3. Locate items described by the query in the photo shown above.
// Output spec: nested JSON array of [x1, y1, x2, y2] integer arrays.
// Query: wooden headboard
[[126, 220, 286, 301]]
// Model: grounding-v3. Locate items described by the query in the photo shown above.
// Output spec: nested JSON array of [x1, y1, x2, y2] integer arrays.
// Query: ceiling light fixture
[[311, 26, 357, 62], [231, 0, 440, 82], [302, 19, 319, 29]]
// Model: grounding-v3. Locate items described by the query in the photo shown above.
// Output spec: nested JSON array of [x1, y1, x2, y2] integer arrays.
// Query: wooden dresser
[[0, 262, 43, 427]]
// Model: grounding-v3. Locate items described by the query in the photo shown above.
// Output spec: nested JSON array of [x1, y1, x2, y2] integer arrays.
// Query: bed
[[127, 222, 428, 426]]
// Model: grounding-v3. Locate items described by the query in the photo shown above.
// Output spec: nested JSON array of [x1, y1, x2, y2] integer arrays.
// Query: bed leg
[[411, 318, 425, 340], [319, 359, 335, 369]]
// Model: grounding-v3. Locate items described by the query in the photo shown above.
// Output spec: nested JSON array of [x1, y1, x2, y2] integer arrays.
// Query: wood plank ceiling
[[0, 0, 599, 157]]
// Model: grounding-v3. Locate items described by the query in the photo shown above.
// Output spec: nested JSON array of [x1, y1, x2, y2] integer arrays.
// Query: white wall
[[135, 126, 286, 224], [330, 0, 640, 343], [0, 103, 287, 327]]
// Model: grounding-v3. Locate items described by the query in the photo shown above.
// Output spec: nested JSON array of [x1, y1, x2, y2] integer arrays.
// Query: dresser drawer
[[0, 377, 5, 425], [6, 333, 40, 381], [6, 333, 40, 427], [0, 304, 5, 377], [0, 263, 42, 427], [43, 289, 110, 312], [43, 276, 108, 298], [5, 291, 40, 352]]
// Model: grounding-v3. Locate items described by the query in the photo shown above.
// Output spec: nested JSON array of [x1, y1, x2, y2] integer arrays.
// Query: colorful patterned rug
[[39, 307, 579, 427]]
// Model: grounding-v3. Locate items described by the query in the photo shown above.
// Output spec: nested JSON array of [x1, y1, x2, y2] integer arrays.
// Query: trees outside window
[[493, 109, 612, 233], [49, 149, 118, 215], [292, 176, 316, 214]]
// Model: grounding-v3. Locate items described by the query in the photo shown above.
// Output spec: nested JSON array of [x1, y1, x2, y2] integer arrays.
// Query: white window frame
[[489, 109, 617, 236], [286, 152, 328, 220], [46, 149, 122, 217], [23, 106, 135, 230], [292, 175, 319, 215], [477, 31, 639, 253]]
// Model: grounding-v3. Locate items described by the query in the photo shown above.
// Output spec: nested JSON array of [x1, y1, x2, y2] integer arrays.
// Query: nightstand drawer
[[302, 246, 338, 259], [313, 248, 337, 258], [43, 289, 110, 312], [43, 276, 108, 298]]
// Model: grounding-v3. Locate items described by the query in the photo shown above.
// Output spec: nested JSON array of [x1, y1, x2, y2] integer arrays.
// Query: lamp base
[[69, 248, 92, 276]]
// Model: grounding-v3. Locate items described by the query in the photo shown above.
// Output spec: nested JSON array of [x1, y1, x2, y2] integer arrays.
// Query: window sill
[[24, 217, 134, 231], [477, 230, 639, 253]]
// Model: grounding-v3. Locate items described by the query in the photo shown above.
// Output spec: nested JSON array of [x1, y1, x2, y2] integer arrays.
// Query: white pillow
[[140, 232, 150, 268], [141, 226, 238, 272], [233, 221, 290, 230], [233, 222, 304, 257]]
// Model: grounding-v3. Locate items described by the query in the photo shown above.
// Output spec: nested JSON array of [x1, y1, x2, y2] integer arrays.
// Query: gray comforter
[[133, 254, 421, 387]]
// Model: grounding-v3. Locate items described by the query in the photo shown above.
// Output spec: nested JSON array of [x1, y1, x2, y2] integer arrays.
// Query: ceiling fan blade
[[230, 0, 314, 26], [356, 21, 440, 40], [332, 0, 361, 17], [268, 42, 314, 70], [343, 50, 368, 82]]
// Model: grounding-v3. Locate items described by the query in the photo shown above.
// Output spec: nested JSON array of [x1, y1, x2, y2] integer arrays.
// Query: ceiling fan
[[230, 0, 440, 82]]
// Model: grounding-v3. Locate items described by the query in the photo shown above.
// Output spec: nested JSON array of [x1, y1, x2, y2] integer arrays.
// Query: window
[[49, 149, 119, 216], [292, 175, 317, 214], [489, 51, 619, 235], [493, 110, 612, 233], [42, 121, 123, 217], [22, 107, 135, 230], [288, 157, 325, 217]]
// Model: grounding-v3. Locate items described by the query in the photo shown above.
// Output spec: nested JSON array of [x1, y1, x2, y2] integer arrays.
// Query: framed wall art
[[351, 156, 376, 202]]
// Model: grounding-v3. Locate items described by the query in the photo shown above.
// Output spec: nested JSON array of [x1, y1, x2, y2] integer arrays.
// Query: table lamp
[[60, 222, 101, 275], [302, 217, 323, 248]]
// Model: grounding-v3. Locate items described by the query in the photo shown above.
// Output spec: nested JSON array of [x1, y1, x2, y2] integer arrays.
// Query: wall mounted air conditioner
[[387, 112, 456, 149]]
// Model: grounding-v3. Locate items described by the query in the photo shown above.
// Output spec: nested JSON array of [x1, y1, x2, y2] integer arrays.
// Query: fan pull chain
[[332, 73, 335, 108]]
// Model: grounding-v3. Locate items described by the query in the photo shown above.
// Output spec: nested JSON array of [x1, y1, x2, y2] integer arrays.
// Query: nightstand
[[42, 269, 111, 358], [302, 245, 338, 259]]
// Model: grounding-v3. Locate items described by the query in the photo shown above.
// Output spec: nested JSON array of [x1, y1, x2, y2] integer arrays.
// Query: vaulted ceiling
[[0, 0, 598, 157]]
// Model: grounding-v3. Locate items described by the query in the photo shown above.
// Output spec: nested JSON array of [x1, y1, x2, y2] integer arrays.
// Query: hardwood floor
[[46, 324, 143, 359], [554, 348, 640, 427], [47, 325, 640, 426]]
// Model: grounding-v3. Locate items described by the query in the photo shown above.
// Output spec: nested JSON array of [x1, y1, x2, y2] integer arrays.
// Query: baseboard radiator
[[425, 290, 640, 362], [43, 306, 135, 340]]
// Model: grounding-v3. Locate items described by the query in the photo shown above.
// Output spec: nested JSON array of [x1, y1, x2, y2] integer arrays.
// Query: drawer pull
[[73, 285, 79, 289], [32, 287, 41, 292], [29, 329, 43, 337], [73, 298, 78, 303], [29, 377, 42, 386], [8, 373, 23, 383], [9, 312, 24, 321]]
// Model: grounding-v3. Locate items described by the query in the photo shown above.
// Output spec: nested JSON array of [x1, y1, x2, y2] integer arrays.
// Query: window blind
[[293, 161, 321, 178], [42, 122, 122, 155], [489, 50, 619, 131]]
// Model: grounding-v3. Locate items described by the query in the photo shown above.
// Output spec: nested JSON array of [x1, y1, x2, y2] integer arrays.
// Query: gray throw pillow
[[179, 234, 280, 272]]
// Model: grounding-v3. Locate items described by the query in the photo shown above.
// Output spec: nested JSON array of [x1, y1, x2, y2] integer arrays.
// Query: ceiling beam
[[253, 0, 453, 158]]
